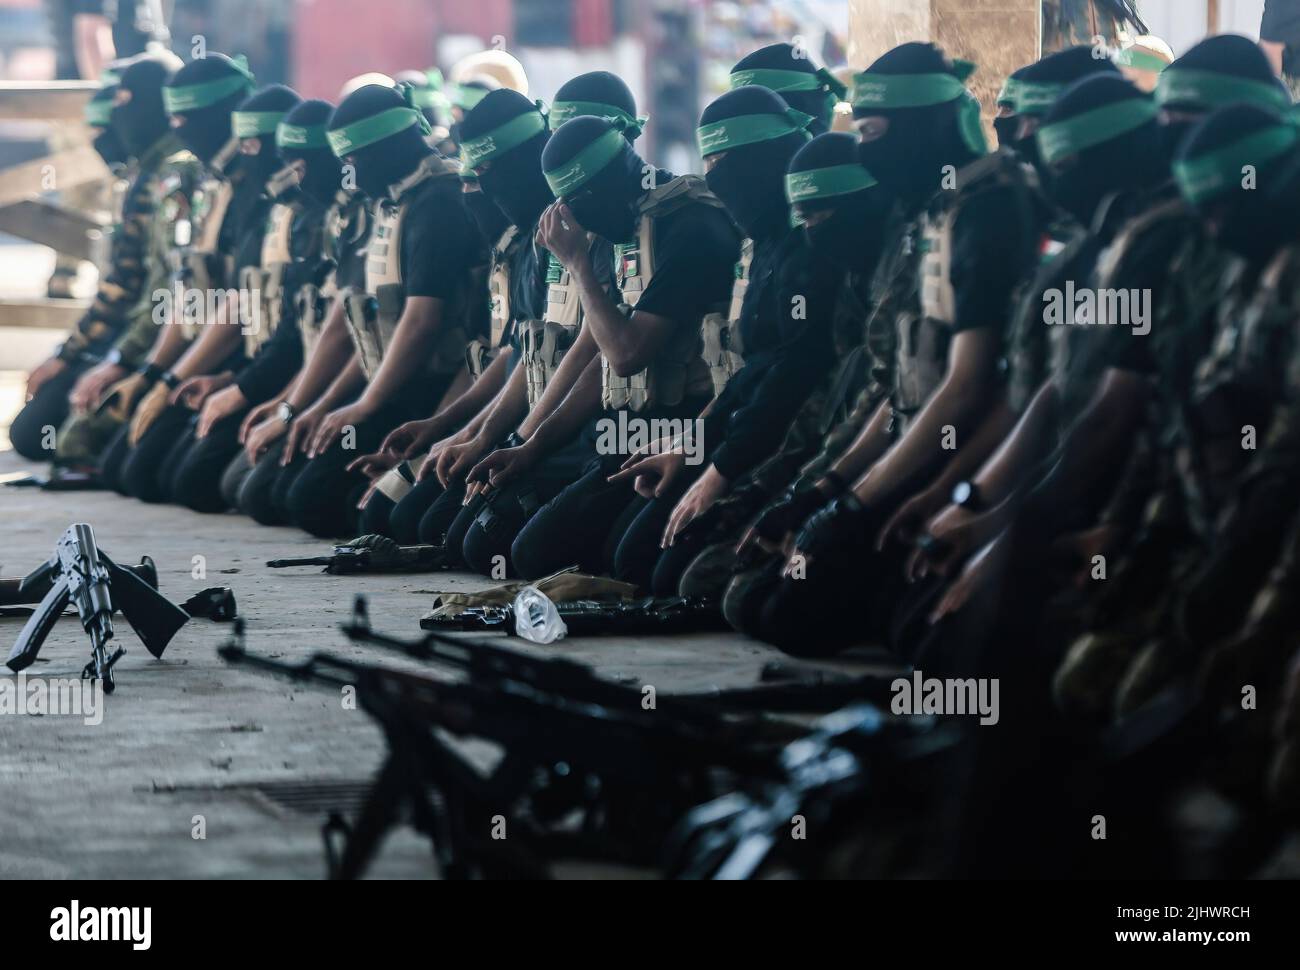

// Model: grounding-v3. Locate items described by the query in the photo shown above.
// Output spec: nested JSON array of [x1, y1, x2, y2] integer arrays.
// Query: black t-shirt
[[401, 178, 487, 301], [1262, 0, 1300, 46], [709, 227, 842, 481], [631, 174, 742, 323], [947, 185, 1034, 335]]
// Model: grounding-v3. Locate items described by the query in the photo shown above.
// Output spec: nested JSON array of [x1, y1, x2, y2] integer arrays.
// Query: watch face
[[952, 480, 973, 507]]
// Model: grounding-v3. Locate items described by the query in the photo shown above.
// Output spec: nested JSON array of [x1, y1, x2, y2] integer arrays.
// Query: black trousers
[[9, 361, 86, 461], [510, 451, 647, 580], [609, 461, 707, 592], [233, 448, 288, 525], [99, 423, 133, 494], [118, 405, 195, 503], [170, 410, 248, 513], [358, 473, 465, 544]]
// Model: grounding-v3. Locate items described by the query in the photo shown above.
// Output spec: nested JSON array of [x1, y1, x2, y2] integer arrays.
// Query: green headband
[[1013, 80, 1066, 116], [276, 121, 330, 150], [411, 86, 450, 111], [460, 109, 548, 167], [544, 126, 626, 197], [1113, 47, 1169, 74], [327, 106, 425, 156], [785, 164, 877, 204], [850, 60, 975, 110], [1037, 97, 1158, 164], [1155, 67, 1292, 112], [451, 83, 491, 111], [85, 97, 114, 127], [233, 110, 287, 139], [696, 109, 813, 156], [549, 99, 647, 136], [997, 78, 1018, 107], [729, 66, 848, 100], [100, 68, 122, 87], [1174, 124, 1300, 205], [163, 59, 255, 114]]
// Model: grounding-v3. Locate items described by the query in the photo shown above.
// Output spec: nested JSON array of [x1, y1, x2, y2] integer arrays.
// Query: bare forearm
[[855, 378, 992, 507], [171, 320, 242, 380], [526, 355, 603, 452], [827, 400, 893, 485], [972, 382, 1060, 503], [291, 308, 354, 408], [571, 258, 645, 372], [145, 324, 190, 370], [358, 301, 444, 411], [474, 363, 530, 445], [317, 358, 366, 410], [519, 327, 599, 437]]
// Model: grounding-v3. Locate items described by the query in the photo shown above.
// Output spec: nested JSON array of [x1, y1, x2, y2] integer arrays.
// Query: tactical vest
[[700, 238, 753, 397], [1178, 250, 1298, 537], [465, 225, 524, 378], [603, 175, 726, 412], [183, 176, 236, 340], [520, 250, 584, 409], [238, 200, 296, 358], [888, 152, 1033, 435], [343, 155, 470, 381]]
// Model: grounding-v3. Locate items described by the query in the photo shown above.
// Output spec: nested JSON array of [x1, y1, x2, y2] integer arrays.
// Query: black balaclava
[[232, 84, 301, 187], [730, 42, 846, 136], [786, 132, 892, 272], [541, 115, 649, 243], [87, 85, 129, 168], [699, 86, 810, 239], [449, 77, 499, 145], [550, 71, 644, 142], [1154, 34, 1292, 163], [461, 180, 512, 241], [459, 89, 554, 229], [1006, 46, 1120, 172], [276, 99, 342, 205], [164, 53, 255, 167], [994, 67, 1026, 151], [1035, 74, 1167, 224], [1175, 104, 1300, 262], [850, 43, 984, 206], [111, 51, 182, 156], [327, 84, 433, 199]]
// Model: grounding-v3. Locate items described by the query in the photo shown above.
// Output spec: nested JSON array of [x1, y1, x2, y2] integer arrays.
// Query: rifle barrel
[[266, 557, 334, 568]]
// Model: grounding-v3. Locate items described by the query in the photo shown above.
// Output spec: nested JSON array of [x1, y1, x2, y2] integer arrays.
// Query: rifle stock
[[104, 556, 189, 659]]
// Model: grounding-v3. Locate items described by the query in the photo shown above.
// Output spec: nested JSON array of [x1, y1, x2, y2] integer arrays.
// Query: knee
[[172, 462, 229, 514], [358, 493, 395, 538], [460, 507, 520, 577], [286, 475, 347, 538], [756, 581, 851, 657], [240, 469, 286, 525], [121, 450, 166, 503], [8, 401, 58, 461], [510, 520, 556, 581]]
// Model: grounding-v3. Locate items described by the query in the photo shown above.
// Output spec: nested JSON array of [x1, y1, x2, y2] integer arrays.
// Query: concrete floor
[[0, 442, 871, 879]]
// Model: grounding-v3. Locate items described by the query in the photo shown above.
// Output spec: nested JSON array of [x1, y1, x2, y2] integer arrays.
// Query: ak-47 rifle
[[663, 704, 955, 879], [353, 596, 894, 714], [6, 524, 191, 692], [420, 594, 729, 636], [267, 534, 452, 575], [219, 616, 785, 879]]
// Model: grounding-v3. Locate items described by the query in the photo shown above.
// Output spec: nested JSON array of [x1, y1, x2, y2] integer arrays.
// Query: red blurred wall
[[291, 0, 515, 100]]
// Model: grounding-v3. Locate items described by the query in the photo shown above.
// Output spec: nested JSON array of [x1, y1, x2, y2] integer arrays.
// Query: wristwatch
[[277, 401, 298, 426], [951, 479, 983, 512], [104, 348, 125, 367]]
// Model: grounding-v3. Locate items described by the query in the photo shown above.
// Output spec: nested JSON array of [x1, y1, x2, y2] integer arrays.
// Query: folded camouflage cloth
[[421, 567, 641, 624]]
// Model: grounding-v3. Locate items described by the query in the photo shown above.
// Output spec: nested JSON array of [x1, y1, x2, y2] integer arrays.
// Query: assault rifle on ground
[[6, 524, 191, 692], [353, 596, 897, 714], [267, 534, 453, 574], [219, 615, 786, 879], [420, 593, 729, 636]]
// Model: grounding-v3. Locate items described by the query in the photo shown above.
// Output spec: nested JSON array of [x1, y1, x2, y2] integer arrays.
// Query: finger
[[633, 475, 656, 500], [876, 511, 903, 552], [606, 461, 646, 483]]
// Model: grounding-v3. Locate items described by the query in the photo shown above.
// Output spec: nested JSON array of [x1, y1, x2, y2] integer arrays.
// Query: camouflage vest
[[466, 225, 527, 379], [700, 237, 753, 396], [344, 155, 472, 381], [297, 191, 366, 362], [237, 197, 297, 358], [1177, 248, 1300, 537], [889, 152, 1033, 434], [520, 248, 584, 409], [182, 174, 236, 341], [603, 175, 728, 412]]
